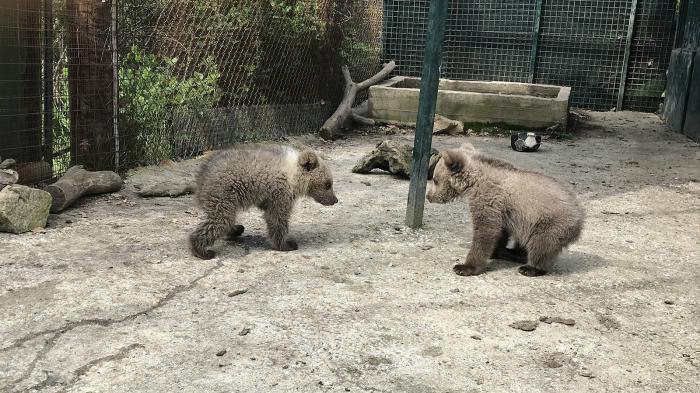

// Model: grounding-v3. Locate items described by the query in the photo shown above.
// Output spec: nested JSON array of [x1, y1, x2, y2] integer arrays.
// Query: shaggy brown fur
[[190, 144, 338, 259], [427, 143, 584, 276]]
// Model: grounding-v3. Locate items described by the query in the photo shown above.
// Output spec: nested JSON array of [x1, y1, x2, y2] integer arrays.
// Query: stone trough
[[368, 76, 571, 131]]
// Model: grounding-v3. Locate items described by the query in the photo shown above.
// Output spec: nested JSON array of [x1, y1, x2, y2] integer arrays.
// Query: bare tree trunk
[[319, 60, 396, 140], [0, 1, 42, 165], [66, 0, 115, 170]]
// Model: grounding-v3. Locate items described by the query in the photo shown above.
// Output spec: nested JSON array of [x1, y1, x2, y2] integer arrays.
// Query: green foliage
[[51, 67, 71, 173], [250, 0, 327, 104], [118, 45, 221, 164], [131, 0, 329, 106], [341, 39, 381, 75], [268, 0, 325, 41]]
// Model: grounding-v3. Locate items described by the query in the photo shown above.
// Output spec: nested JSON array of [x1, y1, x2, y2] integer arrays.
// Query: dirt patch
[[597, 314, 622, 330], [510, 320, 539, 332]]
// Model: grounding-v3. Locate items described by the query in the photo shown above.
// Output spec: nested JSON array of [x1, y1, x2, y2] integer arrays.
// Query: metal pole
[[528, 0, 543, 83], [405, 0, 449, 229], [111, 0, 119, 170], [617, 0, 637, 111], [43, 0, 53, 165]]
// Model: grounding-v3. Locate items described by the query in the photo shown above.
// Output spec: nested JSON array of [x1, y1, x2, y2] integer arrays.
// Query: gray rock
[[0, 158, 17, 169], [134, 181, 195, 198], [128, 158, 201, 198], [539, 315, 576, 326], [509, 320, 539, 331], [238, 327, 251, 336], [0, 185, 52, 234], [0, 169, 19, 191], [433, 115, 465, 135], [542, 352, 568, 368], [352, 140, 440, 179]]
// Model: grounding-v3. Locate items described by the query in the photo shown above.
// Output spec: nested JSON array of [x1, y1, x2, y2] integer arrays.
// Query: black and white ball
[[511, 132, 541, 152]]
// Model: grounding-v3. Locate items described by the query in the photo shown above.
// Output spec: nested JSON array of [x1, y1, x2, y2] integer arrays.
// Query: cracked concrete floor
[[1, 111, 699, 393]]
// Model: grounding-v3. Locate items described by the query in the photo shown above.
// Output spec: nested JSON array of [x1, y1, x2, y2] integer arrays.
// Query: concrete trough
[[368, 76, 571, 131]]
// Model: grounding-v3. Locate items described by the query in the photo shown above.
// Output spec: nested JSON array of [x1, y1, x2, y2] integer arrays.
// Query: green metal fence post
[[617, 0, 638, 111], [528, 0, 543, 83], [405, 0, 449, 229]]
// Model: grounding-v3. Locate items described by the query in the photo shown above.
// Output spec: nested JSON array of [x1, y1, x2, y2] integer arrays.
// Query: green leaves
[[118, 45, 222, 164]]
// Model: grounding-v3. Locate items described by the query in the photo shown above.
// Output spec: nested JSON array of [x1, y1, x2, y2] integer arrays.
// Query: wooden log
[[320, 67, 357, 140], [45, 165, 123, 213], [351, 112, 376, 126], [320, 60, 396, 140], [15, 160, 52, 184]]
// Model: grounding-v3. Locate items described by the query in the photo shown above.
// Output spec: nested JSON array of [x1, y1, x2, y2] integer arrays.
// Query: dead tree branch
[[320, 60, 396, 140]]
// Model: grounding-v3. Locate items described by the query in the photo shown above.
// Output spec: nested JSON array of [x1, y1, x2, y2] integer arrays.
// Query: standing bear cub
[[427, 143, 584, 277], [190, 144, 338, 259]]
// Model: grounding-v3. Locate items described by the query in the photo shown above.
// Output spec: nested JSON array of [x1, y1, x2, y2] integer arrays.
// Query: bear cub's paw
[[453, 264, 486, 276], [193, 248, 216, 260], [276, 240, 298, 252], [518, 265, 547, 277]]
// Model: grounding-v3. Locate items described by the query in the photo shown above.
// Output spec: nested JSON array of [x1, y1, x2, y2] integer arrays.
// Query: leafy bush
[[118, 45, 222, 164]]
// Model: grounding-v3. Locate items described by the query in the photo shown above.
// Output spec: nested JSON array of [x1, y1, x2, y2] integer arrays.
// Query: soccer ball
[[511, 132, 541, 152]]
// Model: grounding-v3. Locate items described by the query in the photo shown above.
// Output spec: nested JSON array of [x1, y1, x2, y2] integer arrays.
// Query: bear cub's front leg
[[453, 218, 502, 276], [263, 202, 297, 251]]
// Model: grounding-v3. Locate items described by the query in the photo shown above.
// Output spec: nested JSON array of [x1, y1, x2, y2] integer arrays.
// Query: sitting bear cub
[[427, 143, 584, 276], [190, 144, 338, 259]]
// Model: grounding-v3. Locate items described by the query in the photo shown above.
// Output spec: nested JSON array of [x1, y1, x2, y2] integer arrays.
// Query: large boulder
[[128, 158, 202, 198], [0, 185, 52, 234]]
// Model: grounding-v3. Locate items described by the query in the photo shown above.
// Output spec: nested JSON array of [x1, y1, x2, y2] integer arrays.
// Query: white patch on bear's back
[[281, 147, 300, 181]]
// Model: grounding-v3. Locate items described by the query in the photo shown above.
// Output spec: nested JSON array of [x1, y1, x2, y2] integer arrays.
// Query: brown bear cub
[[427, 143, 584, 277], [190, 144, 338, 259]]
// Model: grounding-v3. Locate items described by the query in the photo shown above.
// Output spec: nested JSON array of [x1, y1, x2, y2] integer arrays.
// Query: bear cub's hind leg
[[518, 233, 561, 276], [190, 214, 235, 260], [491, 228, 527, 263]]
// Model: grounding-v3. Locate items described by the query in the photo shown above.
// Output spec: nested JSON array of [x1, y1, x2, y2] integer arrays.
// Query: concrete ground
[[1, 111, 699, 393]]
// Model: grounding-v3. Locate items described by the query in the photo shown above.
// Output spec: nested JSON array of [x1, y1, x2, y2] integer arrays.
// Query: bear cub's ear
[[441, 149, 467, 173], [299, 150, 319, 171]]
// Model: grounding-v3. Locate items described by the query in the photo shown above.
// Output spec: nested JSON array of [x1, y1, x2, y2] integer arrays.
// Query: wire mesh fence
[[0, 0, 383, 182], [0, 0, 680, 185], [1, 0, 118, 182], [115, 0, 382, 170], [382, 0, 677, 111], [624, 0, 678, 111]]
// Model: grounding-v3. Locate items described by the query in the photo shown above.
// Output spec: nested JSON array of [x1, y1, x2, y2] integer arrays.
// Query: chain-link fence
[[117, 0, 380, 167], [383, 0, 677, 111], [0, 0, 680, 184], [1, 0, 113, 184], [0, 0, 383, 182]]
